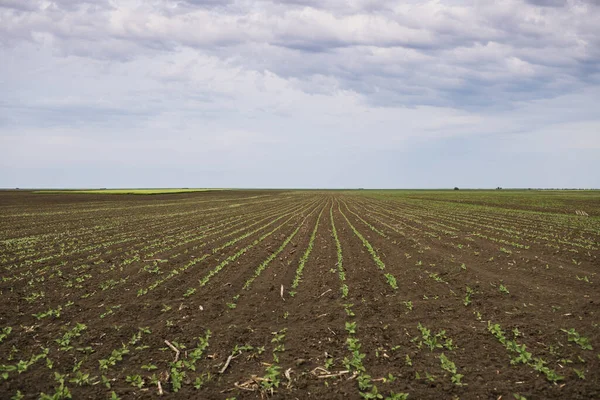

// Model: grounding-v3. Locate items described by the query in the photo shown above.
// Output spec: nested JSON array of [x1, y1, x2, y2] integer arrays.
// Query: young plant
[[56, 323, 87, 351], [562, 328, 593, 350], [463, 286, 474, 306], [260, 364, 281, 394], [345, 321, 357, 335], [384, 273, 398, 289], [126, 374, 144, 389], [341, 284, 349, 298], [438, 353, 465, 386], [0, 327, 12, 343], [194, 372, 212, 389]]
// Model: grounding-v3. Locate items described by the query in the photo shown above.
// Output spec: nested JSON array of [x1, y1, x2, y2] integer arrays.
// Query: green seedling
[[562, 328, 593, 350]]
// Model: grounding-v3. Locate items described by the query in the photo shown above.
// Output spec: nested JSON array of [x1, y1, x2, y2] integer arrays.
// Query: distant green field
[[35, 189, 223, 195], [354, 189, 600, 216]]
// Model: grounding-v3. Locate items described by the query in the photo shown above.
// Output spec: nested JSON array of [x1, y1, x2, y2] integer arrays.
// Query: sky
[[1, 0, 599, 189]]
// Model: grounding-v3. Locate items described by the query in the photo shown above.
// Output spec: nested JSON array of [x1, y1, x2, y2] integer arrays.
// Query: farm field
[[32, 189, 222, 195], [0, 190, 599, 400]]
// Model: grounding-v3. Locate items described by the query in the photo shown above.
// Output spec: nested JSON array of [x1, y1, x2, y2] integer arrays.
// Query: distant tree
[[496, 187, 502, 190], [454, 187, 459, 191]]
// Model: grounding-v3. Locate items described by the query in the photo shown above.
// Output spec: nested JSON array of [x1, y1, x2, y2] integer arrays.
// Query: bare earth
[[0, 190, 598, 399]]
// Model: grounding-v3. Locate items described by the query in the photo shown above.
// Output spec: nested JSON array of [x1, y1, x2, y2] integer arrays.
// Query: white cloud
[[0, 0, 599, 187]]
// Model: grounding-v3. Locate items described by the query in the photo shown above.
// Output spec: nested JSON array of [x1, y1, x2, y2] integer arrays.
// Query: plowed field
[[1, 190, 598, 399]]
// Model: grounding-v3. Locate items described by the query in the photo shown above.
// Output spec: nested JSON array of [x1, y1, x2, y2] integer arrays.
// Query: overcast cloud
[[1, 0, 599, 188]]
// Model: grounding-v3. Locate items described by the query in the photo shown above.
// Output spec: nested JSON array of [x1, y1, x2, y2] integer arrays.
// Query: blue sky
[[1, 0, 599, 189]]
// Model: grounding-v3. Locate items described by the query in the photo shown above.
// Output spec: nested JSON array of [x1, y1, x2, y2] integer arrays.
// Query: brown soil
[[0, 190, 598, 399]]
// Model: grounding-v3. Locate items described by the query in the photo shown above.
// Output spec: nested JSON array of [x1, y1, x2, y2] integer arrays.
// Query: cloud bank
[[1, 0, 599, 188]]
